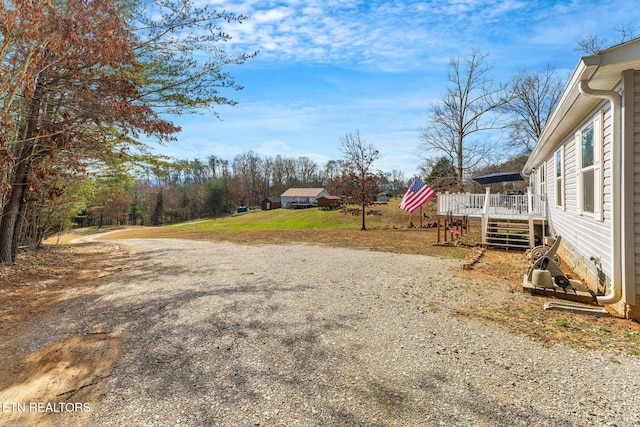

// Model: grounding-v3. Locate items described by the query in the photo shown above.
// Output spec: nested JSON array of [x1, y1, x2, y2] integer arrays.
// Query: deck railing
[[437, 189, 547, 219], [437, 192, 486, 216]]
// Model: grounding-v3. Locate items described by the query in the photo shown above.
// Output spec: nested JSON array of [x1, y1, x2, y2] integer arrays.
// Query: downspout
[[579, 79, 622, 305]]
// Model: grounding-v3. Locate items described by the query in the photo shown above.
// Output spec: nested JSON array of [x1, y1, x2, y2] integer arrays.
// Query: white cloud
[[172, 0, 640, 175], [213, 0, 640, 74], [255, 139, 293, 155], [252, 7, 293, 23]]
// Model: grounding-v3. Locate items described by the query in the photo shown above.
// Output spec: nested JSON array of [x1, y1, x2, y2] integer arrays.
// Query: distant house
[[261, 197, 281, 210], [377, 192, 391, 202], [522, 38, 640, 320], [280, 188, 329, 208], [317, 195, 341, 210]]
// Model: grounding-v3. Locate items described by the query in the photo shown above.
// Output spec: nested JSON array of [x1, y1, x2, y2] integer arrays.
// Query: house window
[[575, 112, 602, 219], [555, 148, 563, 208], [581, 123, 595, 213], [539, 163, 545, 194]]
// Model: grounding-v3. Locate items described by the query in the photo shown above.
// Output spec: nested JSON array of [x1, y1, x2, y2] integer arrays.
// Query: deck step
[[485, 235, 530, 241], [485, 233, 529, 239], [486, 228, 529, 234], [487, 221, 529, 227], [484, 216, 533, 249], [487, 220, 529, 225], [486, 238, 530, 244], [486, 242, 531, 249]]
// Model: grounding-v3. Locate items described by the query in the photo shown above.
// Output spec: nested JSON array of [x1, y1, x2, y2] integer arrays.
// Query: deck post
[[444, 218, 447, 242], [482, 187, 491, 215], [481, 213, 487, 246], [481, 187, 491, 246]]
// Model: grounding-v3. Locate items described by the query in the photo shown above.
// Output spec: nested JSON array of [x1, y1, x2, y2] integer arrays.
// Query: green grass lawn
[[46, 199, 458, 257], [180, 207, 357, 231], [170, 200, 425, 232]]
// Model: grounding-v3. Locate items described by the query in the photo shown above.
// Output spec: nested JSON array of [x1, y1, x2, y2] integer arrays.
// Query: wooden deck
[[437, 191, 546, 220], [436, 190, 548, 248]]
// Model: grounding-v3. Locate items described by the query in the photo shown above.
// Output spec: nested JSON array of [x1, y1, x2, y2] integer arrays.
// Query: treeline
[[0, 0, 255, 263], [77, 152, 408, 229]]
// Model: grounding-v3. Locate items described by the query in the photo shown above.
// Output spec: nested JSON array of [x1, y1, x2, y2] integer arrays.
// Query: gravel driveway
[[30, 238, 640, 426]]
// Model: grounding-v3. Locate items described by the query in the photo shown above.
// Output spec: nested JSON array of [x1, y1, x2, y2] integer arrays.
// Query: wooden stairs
[[483, 216, 533, 250]]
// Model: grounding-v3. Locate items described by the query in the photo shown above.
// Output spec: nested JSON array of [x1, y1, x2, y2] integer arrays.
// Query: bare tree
[[322, 160, 341, 192], [282, 157, 298, 187], [208, 155, 223, 180], [576, 23, 638, 55], [232, 151, 263, 205], [615, 22, 637, 44], [502, 66, 565, 154], [269, 155, 287, 195], [575, 34, 608, 55], [420, 50, 510, 191], [334, 130, 381, 230], [295, 156, 318, 185], [390, 169, 405, 196], [261, 156, 274, 199]]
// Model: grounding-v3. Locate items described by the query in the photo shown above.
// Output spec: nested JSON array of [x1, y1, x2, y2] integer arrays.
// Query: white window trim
[[575, 111, 603, 220], [555, 147, 565, 210]]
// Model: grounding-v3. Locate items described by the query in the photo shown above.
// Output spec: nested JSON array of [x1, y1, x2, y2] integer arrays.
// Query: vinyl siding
[[634, 70, 640, 305], [545, 102, 613, 281], [602, 110, 614, 224], [280, 189, 329, 208]]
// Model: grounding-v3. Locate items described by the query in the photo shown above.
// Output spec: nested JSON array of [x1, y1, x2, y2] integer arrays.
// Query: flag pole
[[419, 206, 423, 228]]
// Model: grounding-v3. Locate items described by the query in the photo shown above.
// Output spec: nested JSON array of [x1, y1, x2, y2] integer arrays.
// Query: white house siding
[[530, 167, 541, 196], [280, 189, 329, 208], [602, 110, 614, 224], [634, 70, 640, 305], [545, 102, 613, 291]]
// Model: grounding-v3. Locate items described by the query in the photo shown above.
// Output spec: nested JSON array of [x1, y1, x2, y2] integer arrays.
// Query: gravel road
[[32, 239, 640, 426]]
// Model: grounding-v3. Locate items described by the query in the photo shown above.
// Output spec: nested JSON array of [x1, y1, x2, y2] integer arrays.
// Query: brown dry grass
[[0, 243, 128, 426], [100, 226, 471, 258], [454, 250, 640, 356]]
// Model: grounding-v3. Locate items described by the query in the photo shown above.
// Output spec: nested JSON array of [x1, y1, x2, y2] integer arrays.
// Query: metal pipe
[[578, 79, 622, 305]]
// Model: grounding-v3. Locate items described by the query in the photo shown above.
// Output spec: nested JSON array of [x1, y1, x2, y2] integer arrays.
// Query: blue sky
[[155, 0, 640, 176]]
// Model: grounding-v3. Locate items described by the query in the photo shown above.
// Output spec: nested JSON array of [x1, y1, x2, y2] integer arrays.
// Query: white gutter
[[578, 79, 623, 305]]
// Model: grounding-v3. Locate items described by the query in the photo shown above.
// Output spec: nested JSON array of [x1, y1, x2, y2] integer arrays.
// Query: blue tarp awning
[[473, 172, 524, 185]]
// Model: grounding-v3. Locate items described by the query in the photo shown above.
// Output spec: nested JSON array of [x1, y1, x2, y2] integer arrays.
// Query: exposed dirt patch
[[0, 243, 127, 426], [454, 250, 640, 354]]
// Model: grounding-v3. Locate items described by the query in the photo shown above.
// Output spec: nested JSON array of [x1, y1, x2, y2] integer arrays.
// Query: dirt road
[[2, 238, 640, 426]]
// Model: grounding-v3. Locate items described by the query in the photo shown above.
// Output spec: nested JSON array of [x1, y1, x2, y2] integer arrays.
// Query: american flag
[[399, 177, 435, 213]]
